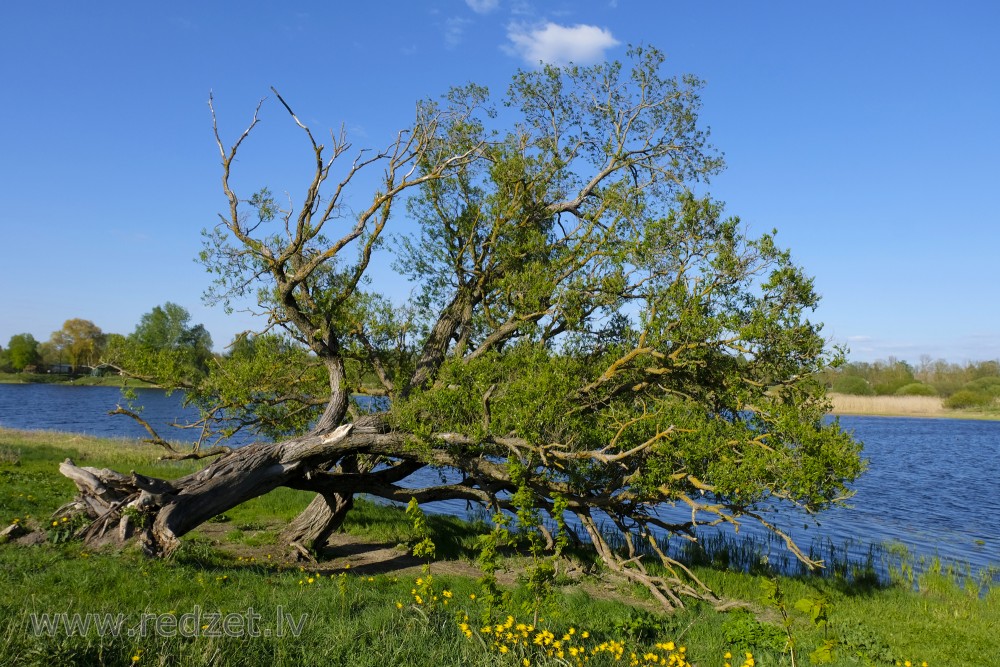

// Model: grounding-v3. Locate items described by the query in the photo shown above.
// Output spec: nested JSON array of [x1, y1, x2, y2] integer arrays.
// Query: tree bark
[[280, 491, 354, 553]]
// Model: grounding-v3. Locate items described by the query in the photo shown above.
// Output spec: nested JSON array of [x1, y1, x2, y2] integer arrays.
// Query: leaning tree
[[57, 47, 864, 609]]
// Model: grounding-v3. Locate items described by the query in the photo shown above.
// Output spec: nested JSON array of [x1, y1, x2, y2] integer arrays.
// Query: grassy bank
[[828, 393, 1000, 420], [1, 428, 997, 666], [0, 372, 155, 387]]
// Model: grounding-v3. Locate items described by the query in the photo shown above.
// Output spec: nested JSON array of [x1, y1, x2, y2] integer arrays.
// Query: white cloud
[[465, 0, 499, 13], [506, 22, 620, 66], [444, 16, 472, 48]]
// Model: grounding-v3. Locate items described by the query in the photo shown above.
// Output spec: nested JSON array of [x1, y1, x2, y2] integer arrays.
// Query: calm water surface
[[1, 384, 997, 572]]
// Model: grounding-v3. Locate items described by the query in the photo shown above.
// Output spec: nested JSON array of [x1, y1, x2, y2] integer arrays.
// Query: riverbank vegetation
[[3, 429, 997, 666], [0, 372, 156, 387], [827, 393, 1000, 420], [0, 302, 214, 383], [819, 358, 1000, 408]]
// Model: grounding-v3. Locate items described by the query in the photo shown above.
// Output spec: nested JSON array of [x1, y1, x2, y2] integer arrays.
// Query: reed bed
[[828, 394, 948, 417]]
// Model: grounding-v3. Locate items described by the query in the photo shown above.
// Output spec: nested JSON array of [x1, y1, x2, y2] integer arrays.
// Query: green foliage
[[5, 333, 40, 371], [943, 389, 993, 409], [131, 302, 212, 353], [964, 375, 1000, 396], [46, 319, 105, 369], [834, 622, 898, 665], [475, 510, 511, 614], [830, 375, 873, 396], [405, 497, 436, 561], [105, 303, 215, 390], [509, 461, 559, 622], [611, 608, 677, 642], [894, 382, 937, 396], [45, 512, 90, 544], [916, 357, 1000, 397], [823, 358, 919, 395], [720, 611, 788, 654], [192, 333, 329, 440]]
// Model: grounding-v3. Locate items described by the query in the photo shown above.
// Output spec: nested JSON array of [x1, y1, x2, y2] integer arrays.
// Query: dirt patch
[[192, 521, 492, 580]]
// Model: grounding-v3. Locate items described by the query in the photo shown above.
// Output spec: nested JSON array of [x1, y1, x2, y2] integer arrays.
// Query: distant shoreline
[[828, 393, 1000, 421], [0, 372, 155, 388], [3, 376, 997, 421]]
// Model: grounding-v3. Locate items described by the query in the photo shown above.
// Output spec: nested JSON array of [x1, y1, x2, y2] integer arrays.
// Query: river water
[[1, 384, 997, 574]]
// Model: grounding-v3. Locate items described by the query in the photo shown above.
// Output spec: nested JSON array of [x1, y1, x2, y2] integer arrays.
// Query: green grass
[[1, 428, 997, 666], [0, 372, 156, 387]]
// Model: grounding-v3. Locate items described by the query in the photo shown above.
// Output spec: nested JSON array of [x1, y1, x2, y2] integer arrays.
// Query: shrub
[[831, 375, 873, 396], [964, 376, 1000, 397], [943, 390, 993, 410], [895, 383, 937, 397]]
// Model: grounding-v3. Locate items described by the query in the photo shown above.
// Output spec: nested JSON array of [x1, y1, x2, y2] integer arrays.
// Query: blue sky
[[2, 1, 997, 364]]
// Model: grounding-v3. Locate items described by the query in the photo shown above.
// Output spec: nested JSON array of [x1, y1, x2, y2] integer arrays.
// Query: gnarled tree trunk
[[59, 423, 357, 556]]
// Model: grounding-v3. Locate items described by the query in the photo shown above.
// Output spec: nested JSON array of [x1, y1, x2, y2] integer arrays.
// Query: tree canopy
[[103, 302, 215, 389], [45, 318, 105, 369], [58, 47, 864, 609], [5, 333, 40, 371]]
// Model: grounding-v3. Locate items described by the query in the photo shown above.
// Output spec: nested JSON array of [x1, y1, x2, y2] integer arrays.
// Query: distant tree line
[[0, 302, 214, 378], [819, 356, 1000, 409]]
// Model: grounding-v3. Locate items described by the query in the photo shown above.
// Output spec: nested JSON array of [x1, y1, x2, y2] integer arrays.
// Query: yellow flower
[[52, 521, 59, 526], [62, 517, 69, 522], [523, 659, 531, 667], [470, 594, 476, 600], [395, 602, 403, 609]]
